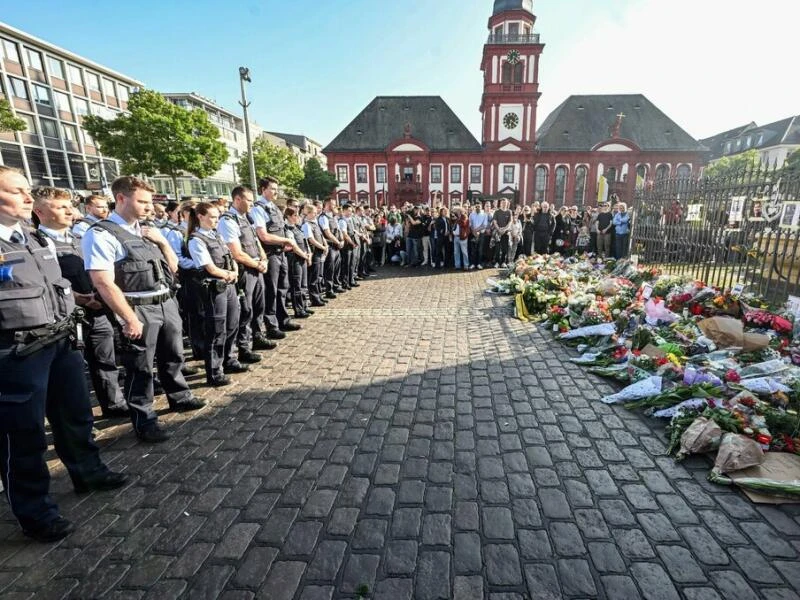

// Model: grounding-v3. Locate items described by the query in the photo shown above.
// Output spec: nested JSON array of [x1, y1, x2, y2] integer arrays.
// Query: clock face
[[506, 50, 521, 65], [503, 112, 520, 129]]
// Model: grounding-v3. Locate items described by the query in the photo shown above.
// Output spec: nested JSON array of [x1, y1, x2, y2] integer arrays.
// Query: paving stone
[[327, 508, 360, 536], [259, 562, 305, 600], [213, 523, 260, 560], [422, 514, 452, 546], [630, 562, 681, 600], [557, 559, 596, 596], [740, 521, 797, 558], [352, 519, 388, 550], [373, 578, 413, 600], [656, 545, 707, 583], [524, 563, 562, 600], [549, 522, 587, 556], [385, 540, 418, 575], [614, 528, 655, 559], [484, 544, 523, 586], [415, 551, 451, 600], [232, 547, 279, 589], [453, 576, 483, 600], [538, 488, 571, 519], [587, 541, 626, 573], [340, 554, 380, 595], [707, 571, 760, 600], [679, 526, 730, 565], [728, 547, 784, 584], [637, 513, 681, 542], [518, 529, 553, 560], [482, 507, 515, 540], [574, 508, 611, 539], [602, 575, 642, 600]]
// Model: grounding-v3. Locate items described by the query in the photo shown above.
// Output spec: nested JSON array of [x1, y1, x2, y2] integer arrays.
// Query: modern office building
[[266, 131, 326, 169], [0, 21, 141, 194]]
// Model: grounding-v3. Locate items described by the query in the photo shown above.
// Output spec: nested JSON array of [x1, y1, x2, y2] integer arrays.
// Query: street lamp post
[[238, 67, 258, 193]]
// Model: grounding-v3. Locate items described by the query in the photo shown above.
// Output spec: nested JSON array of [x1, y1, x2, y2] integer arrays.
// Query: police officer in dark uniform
[[217, 186, 275, 356], [248, 177, 303, 340], [186, 202, 247, 386], [319, 198, 343, 298], [339, 204, 358, 289], [0, 167, 126, 542], [83, 177, 204, 443], [302, 202, 328, 307], [283, 206, 313, 318], [33, 187, 128, 419]]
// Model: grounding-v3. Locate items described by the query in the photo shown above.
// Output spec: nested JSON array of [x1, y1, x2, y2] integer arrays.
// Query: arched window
[[573, 166, 587, 206], [502, 62, 512, 84], [535, 166, 548, 202], [605, 167, 617, 183], [554, 166, 567, 206], [513, 63, 525, 84], [676, 164, 691, 179], [636, 164, 647, 180], [655, 164, 670, 180]]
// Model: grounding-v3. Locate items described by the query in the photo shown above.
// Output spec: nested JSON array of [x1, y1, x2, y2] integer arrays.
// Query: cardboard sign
[[630, 254, 639, 267], [731, 283, 745, 297], [686, 204, 703, 222], [729, 196, 745, 225], [641, 284, 654, 300]]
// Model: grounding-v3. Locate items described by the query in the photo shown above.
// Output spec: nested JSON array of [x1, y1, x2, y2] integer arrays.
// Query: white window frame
[[47, 56, 65, 79]]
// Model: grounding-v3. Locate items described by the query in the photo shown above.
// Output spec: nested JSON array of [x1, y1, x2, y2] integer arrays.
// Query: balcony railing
[[487, 33, 540, 45]]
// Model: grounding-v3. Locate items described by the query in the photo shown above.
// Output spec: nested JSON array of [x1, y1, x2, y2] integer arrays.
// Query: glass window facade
[[54, 90, 71, 112], [554, 166, 567, 204], [430, 165, 442, 184], [8, 77, 28, 99], [25, 48, 43, 70], [32, 84, 51, 105], [47, 56, 65, 79], [535, 166, 547, 202], [86, 72, 100, 91], [2, 39, 20, 62], [450, 165, 462, 184], [574, 166, 587, 206], [40, 117, 59, 138], [356, 166, 367, 183], [62, 123, 78, 142], [118, 85, 129, 102], [337, 166, 348, 183], [103, 78, 115, 97], [73, 97, 89, 115], [376, 165, 386, 184], [68, 64, 83, 86], [503, 166, 515, 184], [470, 166, 482, 184]]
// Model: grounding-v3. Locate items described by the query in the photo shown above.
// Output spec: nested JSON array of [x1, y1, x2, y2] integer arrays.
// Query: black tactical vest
[[220, 211, 260, 260], [255, 199, 286, 254], [45, 232, 94, 295], [190, 231, 235, 272], [287, 225, 308, 253], [319, 212, 341, 242], [306, 219, 325, 252], [90, 220, 168, 293], [346, 217, 357, 240], [0, 229, 75, 330]]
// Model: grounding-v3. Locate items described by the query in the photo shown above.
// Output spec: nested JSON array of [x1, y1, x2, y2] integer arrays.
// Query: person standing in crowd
[[284, 206, 313, 319], [508, 208, 523, 263], [151, 202, 167, 227], [0, 167, 127, 543], [33, 188, 128, 419], [468, 202, 487, 269], [319, 198, 344, 297], [532, 201, 554, 255], [249, 177, 302, 340], [71, 194, 110, 238], [371, 208, 386, 266], [405, 205, 423, 267], [613, 201, 631, 258], [588, 205, 600, 254], [596, 202, 613, 258], [420, 206, 432, 267], [83, 176, 204, 443], [568, 206, 581, 250], [432, 206, 450, 268], [492, 199, 513, 267], [452, 206, 470, 270], [338, 203, 357, 288], [521, 205, 534, 256], [302, 202, 328, 307], [217, 185, 274, 358], [186, 203, 247, 386], [385, 215, 403, 265], [552, 206, 572, 254]]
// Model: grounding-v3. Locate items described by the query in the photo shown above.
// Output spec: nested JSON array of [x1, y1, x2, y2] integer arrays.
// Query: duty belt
[[125, 290, 174, 306], [0, 309, 85, 356]]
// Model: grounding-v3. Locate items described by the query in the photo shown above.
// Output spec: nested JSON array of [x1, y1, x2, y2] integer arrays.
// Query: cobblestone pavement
[[2, 269, 800, 600]]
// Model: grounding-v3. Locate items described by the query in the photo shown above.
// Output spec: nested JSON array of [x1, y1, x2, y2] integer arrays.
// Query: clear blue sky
[[3, 0, 796, 145]]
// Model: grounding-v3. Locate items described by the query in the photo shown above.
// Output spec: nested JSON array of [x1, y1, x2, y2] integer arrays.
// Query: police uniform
[[0, 224, 123, 540], [38, 225, 127, 417], [217, 208, 271, 354], [318, 210, 342, 296], [249, 197, 293, 332], [340, 214, 358, 289], [301, 218, 326, 306], [286, 223, 310, 317], [187, 228, 243, 383], [82, 212, 202, 440], [71, 214, 99, 239], [162, 220, 204, 360]]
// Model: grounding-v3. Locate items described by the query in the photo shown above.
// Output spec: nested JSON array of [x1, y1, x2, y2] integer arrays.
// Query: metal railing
[[630, 164, 800, 303], [487, 33, 540, 45]]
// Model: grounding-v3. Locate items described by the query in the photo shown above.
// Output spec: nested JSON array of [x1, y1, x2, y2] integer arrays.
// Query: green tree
[[786, 148, 800, 170], [83, 89, 228, 198], [298, 157, 337, 199], [237, 138, 303, 197], [0, 98, 26, 133], [704, 149, 760, 179]]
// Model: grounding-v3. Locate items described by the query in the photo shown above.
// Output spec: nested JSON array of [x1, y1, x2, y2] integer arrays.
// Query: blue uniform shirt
[[187, 229, 216, 269], [217, 208, 248, 246], [81, 212, 139, 271], [71, 214, 99, 239]]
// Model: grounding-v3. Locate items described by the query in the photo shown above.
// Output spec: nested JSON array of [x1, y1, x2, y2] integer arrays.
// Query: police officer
[[248, 177, 302, 340], [284, 206, 313, 319], [186, 202, 248, 386], [0, 167, 126, 542], [83, 176, 204, 443], [33, 187, 128, 419], [302, 202, 327, 307], [71, 194, 110, 238], [339, 204, 358, 289], [319, 198, 344, 298], [217, 186, 275, 358]]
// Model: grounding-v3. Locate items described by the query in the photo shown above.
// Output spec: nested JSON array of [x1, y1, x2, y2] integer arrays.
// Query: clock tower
[[480, 0, 544, 150]]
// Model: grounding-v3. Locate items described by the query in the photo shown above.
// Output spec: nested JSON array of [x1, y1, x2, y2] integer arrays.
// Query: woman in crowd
[[186, 202, 244, 387], [385, 216, 403, 264], [284, 206, 313, 319], [552, 206, 572, 255], [613, 201, 631, 258], [508, 206, 523, 262], [521, 204, 534, 257], [452, 207, 470, 270], [532, 201, 554, 255], [371, 211, 386, 266], [432, 206, 450, 268]]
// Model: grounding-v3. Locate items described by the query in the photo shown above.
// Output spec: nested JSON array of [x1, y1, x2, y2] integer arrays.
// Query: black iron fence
[[630, 164, 800, 304]]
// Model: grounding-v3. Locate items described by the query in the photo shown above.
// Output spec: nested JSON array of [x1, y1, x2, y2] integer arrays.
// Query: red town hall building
[[324, 0, 706, 208]]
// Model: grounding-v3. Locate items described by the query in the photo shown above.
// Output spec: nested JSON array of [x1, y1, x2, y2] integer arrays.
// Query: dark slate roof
[[700, 116, 800, 160], [493, 0, 533, 15], [324, 96, 482, 153], [268, 132, 312, 151], [698, 123, 756, 159], [536, 94, 704, 152]]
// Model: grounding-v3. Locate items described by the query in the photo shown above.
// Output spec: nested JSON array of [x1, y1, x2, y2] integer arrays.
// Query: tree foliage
[[786, 148, 800, 170], [704, 149, 760, 179], [83, 89, 228, 195], [0, 98, 26, 133], [237, 138, 303, 197], [298, 157, 337, 199]]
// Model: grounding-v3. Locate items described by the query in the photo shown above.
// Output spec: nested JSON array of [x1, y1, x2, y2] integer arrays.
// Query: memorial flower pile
[[491, 254, 800, 497]]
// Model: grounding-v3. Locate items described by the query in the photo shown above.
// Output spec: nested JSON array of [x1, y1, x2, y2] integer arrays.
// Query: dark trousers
[[350, 244, 361, 284], [371, 243, 383, 267], [85, 313, 126, 412], [534, 232, 550, 255], [288, 255, 307, 315], [615, 233, 630, 258], [237, 268, 265, 351], [340, 247, 353, 287], [264, 252, 290, 329], [309, 253, 325, 303], [494, 233, 510, 264], [202, 284, 239, 380], [433, 236, 445, 267], [589, 232, 598, 254], [468, 235, 483, 267], [180, 269, 204, 360], [0, 338, 107, 530], [324, 246, 341, 292], [120, 299, 193, 433]]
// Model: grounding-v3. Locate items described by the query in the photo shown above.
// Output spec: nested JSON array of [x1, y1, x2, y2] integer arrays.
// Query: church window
[[376, 165, 386, 184], [574, 166, 587, 206], [503, 166, 515, 184], [337, 166, 348, 183], [356, 165, 368, 183], [502, 62, 513, 84], [554, 166, 567, 204], [513, 63, 524, 83], [431, 165, 442, 183], [636, 164, 647, 180], [676, 164, 691, 179], [605, 167, 616, 183], [656, 164, 669, 180], [535, 166, 548, 202], [470, 166, 482, 184]]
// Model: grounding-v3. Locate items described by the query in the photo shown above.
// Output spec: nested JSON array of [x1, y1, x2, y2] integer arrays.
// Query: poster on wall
[[780, 202, 800, 230], [728, 196, 745, 228], [686, 204, 703, 222]]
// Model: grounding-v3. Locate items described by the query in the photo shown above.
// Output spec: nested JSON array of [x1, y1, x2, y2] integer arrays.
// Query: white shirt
[[385, 224, 402, 241], [0, 223, 58, 258], [38, 225, 73, 245]]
